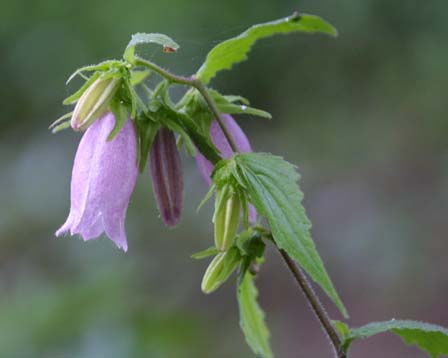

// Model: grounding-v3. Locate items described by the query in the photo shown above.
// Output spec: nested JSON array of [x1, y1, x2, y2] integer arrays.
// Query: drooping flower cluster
[[54, 53, 256, 253]]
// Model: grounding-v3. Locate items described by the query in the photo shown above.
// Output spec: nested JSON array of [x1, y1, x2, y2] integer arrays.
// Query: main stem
[[134, 56, 344, 357], [278, 249, 345, 358]]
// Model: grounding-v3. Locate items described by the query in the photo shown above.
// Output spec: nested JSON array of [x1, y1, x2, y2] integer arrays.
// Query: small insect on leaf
[[163, 45, 177, 53]]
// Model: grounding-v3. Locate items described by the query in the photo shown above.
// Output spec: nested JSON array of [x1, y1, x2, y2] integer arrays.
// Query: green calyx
[[71, 76, 121, 131], [201, 247, 241, 294]]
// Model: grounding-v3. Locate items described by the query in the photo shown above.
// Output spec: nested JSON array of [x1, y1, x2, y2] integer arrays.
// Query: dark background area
[[1, 0, 447, 357]]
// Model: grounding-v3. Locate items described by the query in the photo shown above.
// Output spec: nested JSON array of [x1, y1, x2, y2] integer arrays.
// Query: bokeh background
[[1, 0, 447, 357]]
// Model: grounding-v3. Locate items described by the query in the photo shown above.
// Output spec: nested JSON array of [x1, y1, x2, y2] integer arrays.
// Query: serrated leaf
[[191, 246, 219, 260], [197, 12, 337, 84], [233, 153, 347, 317], [124, 33, 180, 63], [238, 273, 272, 358], [341, 319, 448, 357]]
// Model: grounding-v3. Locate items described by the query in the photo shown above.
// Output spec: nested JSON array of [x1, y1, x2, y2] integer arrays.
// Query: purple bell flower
[[195, 114, 257, 223], [56, 112, 138, 251], [150, 128, 183, 227]]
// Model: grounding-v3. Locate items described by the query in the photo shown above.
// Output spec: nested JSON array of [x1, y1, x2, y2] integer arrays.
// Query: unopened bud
[[201, 248, 241, 294], [213, 187, 240, 251], [71, 76, 121, 131]]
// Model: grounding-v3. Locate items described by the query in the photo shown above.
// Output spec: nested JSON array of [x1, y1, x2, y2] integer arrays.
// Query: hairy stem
[[134, 56, 344, 356], [134, 57, 239, 152], [278, 249, 345, 358]]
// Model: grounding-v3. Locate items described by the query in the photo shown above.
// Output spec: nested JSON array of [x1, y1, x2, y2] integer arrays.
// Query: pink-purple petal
[[149, 128, 183, 227], [56, 112, 138, 251]]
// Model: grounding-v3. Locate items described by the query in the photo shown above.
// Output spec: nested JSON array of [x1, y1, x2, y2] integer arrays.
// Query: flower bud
[[201, 248, 241, 294], [149, 128, 183, 227], [71, 76, 121, 131], [213, 186, 240, 251]]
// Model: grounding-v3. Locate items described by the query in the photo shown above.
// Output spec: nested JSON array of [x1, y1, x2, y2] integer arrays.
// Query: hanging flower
[[149, 127, 183, 227], [56, 112, 138, 251], [195, 114, 257, 223]]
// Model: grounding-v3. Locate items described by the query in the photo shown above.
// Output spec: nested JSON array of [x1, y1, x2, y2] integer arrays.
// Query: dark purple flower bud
[[56, 112, 138, 251], [195, 114, 257, 223], [150, 128, 183, 227]]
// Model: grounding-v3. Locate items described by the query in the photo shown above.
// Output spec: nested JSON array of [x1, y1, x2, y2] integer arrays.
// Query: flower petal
[[150, 128, 183, 227], [56, 112, 138, 251]]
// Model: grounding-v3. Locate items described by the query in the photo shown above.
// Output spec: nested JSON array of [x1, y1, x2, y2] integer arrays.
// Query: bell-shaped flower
[[149, 128, 183, 227], [56, 112, 138, 251], [195, 114, 257, 223]]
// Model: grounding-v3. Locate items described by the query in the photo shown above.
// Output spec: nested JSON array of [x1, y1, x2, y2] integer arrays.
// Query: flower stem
[[134, 57, 240, 152], [133, 56, 344, 356]]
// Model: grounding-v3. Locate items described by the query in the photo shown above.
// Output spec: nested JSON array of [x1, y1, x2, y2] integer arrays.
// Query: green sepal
[[124, 33, 180, 64], [201, 247, 242, 294], [191, 246, 219, 260], [197, 12, 337, 84], [49, 111, 73, 133], [196, 184, 216, 212], [107, 99, 129, 141], [237, 273, 272, 358], [135, 113, 160, 172], [50, 119, 72, 133], [66, 60, 123, 84], [63, 71, 101, 105], [335, 319, 448, 357]]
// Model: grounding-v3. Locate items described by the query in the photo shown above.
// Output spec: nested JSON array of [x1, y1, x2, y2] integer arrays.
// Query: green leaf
[[196, 12, 337, 84], [191, 246, 219, 260], [237, 273, 272, 358], [340, 319, 448, 357], [130, 69, 151, 85], [160, 105, 221, 164], [233, 153, 347, 317], [108, 100, 129, 141], [333, 320, 350, 340], [124, 33, 180, 63], [210, 90, 271, 119], [224, 95, 250, 105]]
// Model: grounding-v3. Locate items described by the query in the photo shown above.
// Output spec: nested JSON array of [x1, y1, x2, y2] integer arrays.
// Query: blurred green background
[[1, 0, 448, 357]]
